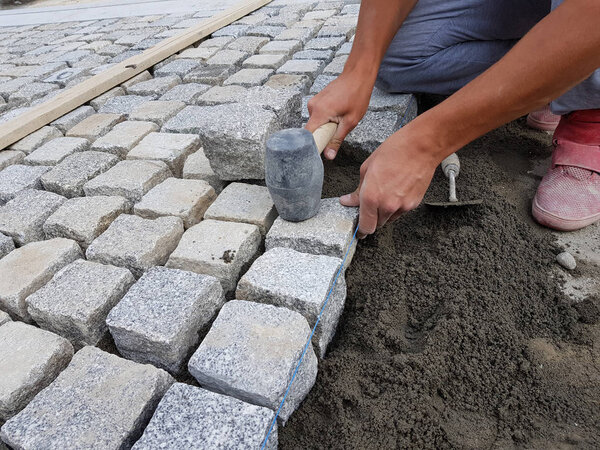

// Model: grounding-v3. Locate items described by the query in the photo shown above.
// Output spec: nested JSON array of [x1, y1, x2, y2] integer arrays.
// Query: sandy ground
[[280, 99, 600, 449]]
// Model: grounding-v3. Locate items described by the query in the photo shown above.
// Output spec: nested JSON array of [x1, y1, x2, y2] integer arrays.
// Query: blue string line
[[261, 223, 360, 449]]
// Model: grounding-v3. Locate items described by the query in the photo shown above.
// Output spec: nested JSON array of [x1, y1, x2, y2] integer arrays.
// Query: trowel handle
[[441, 153, 460, 178], [312, 122, 337, 155]]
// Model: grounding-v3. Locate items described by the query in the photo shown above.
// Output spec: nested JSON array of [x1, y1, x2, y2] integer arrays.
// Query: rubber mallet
[[265, 123, 337, 222]]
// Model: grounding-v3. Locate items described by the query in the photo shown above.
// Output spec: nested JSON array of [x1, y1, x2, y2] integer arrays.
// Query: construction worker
[[306, 0, 600, 238]]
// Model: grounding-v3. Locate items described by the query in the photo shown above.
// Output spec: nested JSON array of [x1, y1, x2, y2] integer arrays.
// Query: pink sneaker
[[532, 109, 600, 231], [527, 104, 561, 132]]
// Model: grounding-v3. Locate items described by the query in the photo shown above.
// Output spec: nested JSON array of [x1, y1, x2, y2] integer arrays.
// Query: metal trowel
[[424, 153, 483, 207]]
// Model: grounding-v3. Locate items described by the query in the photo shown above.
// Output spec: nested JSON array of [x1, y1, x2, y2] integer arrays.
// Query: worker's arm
[[305, 0, 418, 160], [341, 0, 600, 238]]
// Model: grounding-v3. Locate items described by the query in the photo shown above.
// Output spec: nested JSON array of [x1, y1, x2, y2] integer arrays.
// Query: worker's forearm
[[343, 0, 418, 82], [410, 0, 600, 160]]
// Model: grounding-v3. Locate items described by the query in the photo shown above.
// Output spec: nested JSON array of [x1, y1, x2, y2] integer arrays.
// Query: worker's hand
[[340, 128, 441, 238], [305, 72, 373, 160]]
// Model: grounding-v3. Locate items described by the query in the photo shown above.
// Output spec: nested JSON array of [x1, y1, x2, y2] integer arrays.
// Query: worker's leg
[[532, 0, 600, 231], [376, 0, 550, 95]]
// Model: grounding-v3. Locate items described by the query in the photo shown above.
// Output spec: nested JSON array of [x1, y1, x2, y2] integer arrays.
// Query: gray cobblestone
[[212, 24, 249, 38], [10, 126, 62, 154], [344, 110, 400, 157], [275, 26, 317, 43], [323, 54, 347, 74], [154, 59, 201, 77], [0, 309, 10, 325], [166, 219, 261, 294], [0, 189, 66, 245], [99, 95, 155, 115], [294, 49, 334, 61], [66, 113, 125, 140], [260, 39, 302, 56], [127, 132, 199, 177], [188, 300, 316, 424], [26, 259, 135, 347], [206, 49, 249, 66], [176, 47, 217, 61], [197, 85, 247, 105], [0, 232, 14, 259], [91, 120, 159, 157], [265, 73, 311, 91], [24, 137, 89, 166], [106, 267, 224, 373], [0, 165, 51, 205], [198, 36, 234, 49], [42, 151, 118, 198], [121, 70, 153, 90], [127, 75, 181, 96], [159, 83, 211, 104], [0, 150, 25, 171], [247, 25, 286, 38], [227, 36, 269, 53], [50, 105, 95, 133], [86, 214, 183, 278], [182, 148, 224, 193], [224, 68, 273, 86], [44, 195, 131, 248], [310, 74, 336, 94], [243, 53, 288, 69], [183, 64, 233, 85], [90, 86, 125, 110], [129, 100, 186, 126], [305, 36, 345, 50], [277, 59, 324, 79], [44, 67, 88, 87]]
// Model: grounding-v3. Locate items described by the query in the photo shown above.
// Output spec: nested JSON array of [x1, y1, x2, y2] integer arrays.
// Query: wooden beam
[[0, 0, 272, 150]]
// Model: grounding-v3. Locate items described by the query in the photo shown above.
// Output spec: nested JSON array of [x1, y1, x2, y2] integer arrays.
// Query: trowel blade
[[423, 199, 483, 208]]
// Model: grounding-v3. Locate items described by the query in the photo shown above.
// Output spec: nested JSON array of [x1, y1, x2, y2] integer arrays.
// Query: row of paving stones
[[0, 0, 411, 447]]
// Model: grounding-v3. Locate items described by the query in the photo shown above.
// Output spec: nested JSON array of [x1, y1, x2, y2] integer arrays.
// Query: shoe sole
[[526, 115, 559, 132], [532, 197, 600, 231]]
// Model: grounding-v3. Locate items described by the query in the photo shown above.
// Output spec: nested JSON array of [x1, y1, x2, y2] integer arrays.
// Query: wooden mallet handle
[[312, 122, 337, 155]]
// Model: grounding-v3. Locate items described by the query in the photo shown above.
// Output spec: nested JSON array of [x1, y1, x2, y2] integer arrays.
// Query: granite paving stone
[[43, 195, 131, 248], [86, 214, 183, 278], [0, 322, 73, 421], [176, 47, 218, 60], [182, 148, 225, 193], [9, 82, 59, 103], [237, 247, 346, 357], [183, 65, 233, 85], [318, 24, 355, 39], [211, 24, 250, 38], [56, 49, 91, 64], [275, 26, 317, 43], [134, 177, 216, 228], [227, 36, 269, 53], [129, 101, 186, 127], [0, 346, 174, 450], [294, 49, 334, 61], [121, 71, 153, 90], [0, 190, 66, 245], [0, 77, 35, 100], [166, 219, 260, 294], [127, 132, 199, 176], [66, 113, 125, 140], [127, 75, 182, 96], [198, 36, 234, 49], [132, 383, 277, 450], [368, 88, 416, 113], [159, 83, 211, 104], [107, 267, 224, 373], [310, 74, 336, 94], [336, 41, 352, 55], [99, 95, 155, 115], [304, 36, 345, 50], [266, 197, 358, 263], [155, 59, 201, 78], [247, 26, 286, 39], [0, 164, 51, 205], [0, 232, 14, 259], [244, 85, 303, 126], [197, 85, 247, 105], [84, 159, 172, 203], [91, 120, 158, 157], [98, 43, 129, 57], [259, 39, 302, 55], [344, 110, 400, 157], [265, 73, 311, 91], [43, 67, 88, 87], [243, 53, 288, 69], [277, 59, 324, 79], [303, 9, 337, 20], [23, 137, 89, 166], [10, 126, 62, 154], [90, 86, 125, 110], [206, 49, 249, 66], [26, 259, 135, 347], [42, 151, 118, 198], [0, 310, 10, 325], [188, 300, 317, 424], [0, 238, 82, 321], [50, 105, 95, 133], [323, 54, 348, 74], [223, 68, 274, 86], [0, 150, 25, 171], [163, 103, 278, 180], [204, 182, 276, 235]]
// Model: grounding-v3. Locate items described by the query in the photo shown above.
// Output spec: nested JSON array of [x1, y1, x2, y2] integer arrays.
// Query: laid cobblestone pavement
[[0, 0, 417, 447]]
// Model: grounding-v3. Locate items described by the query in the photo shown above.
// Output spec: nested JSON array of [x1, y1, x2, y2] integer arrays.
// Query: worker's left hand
[[340, 128, 440, 238]]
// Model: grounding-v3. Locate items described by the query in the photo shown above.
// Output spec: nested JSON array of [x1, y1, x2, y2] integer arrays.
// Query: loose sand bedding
[[280, 114, 600, 449]]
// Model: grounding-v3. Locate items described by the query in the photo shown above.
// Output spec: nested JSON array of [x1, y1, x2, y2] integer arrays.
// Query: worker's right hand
[[305, 71, 374, 160]]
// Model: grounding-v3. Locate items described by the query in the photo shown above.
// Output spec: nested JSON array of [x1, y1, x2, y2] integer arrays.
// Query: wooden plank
[[0, 0, 272, 150]]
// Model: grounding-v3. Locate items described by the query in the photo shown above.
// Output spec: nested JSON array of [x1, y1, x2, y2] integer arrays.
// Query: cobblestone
[[227, 36, 269, 53], [323, 54, 347, 74], [0, 189, 66, 245], [10, 126, 62, 154], [90, 86, 125, 110], [132, 384, 277, 450], [99, 95, 155, 115], [159, 83, 211, 103], [0, 164, 51, 205], [0, 150, 25, 171], [310, 74, 336, 94], [9, 82, 59, 103], [134, 177, 215, 228], [0, 346, 173, 450], [127, 132, 199, 176], [183, 64, 233, 85], [277, 58, 324, 79], [50, 106, 95, 133], [260, 39, 302, 56], [197, 85, 247, 105], [188, 300, 317, 424], [0, 310, 10, 325], [224, 68, 274, 86], [0, 232, 14, 259], [129, 100, 186, 126], [304, 36, 345, 50], [163, 103, 278, 180], [182, 148, 224, 193], [275, 26, 317, 43], [266, 197, 359, 262], [198, 36, 234, 49], [127, 75, 181, 96], [243, 53, 288, 69], [121, 70, 153, 90], [42, 151, 118, 198], [206, 49, 249, 66], [66, 113, 124, 140], [212, 24, 250, 38], [91, 120, 158, 157], [26, 259, 135, 347], [0, 238, 82, 321], [166, 219, 261, 294], [344, 110, 400, 157], [237, 247, 346, 357], [107, 267, 224, 373], [86, 214, 183, 278], [0, 322, 73, 421], [44, 67, 88, 87], [155, 59, 201, 77], [43, 195, 131, 248], [247, 25, 286, 38], [204, 182, 276, 235], [294, 49, 334, 60], [23, 137, 89, 166], [265, 73, 311, 91]]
